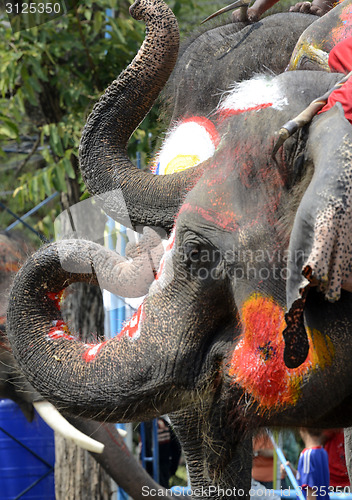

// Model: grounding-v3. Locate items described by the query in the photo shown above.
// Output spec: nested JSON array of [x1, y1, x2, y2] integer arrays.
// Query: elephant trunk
[[79, 0, 203, 234], [7, 239, 194, 421]]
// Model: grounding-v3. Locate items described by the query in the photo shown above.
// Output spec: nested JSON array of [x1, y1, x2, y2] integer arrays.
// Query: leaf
[[43, 167, 53, 196], [31, 175, 39, 202], [28, 75, 42, 93], [13, 185, 25, 198], [29, 57, 48, 82], [0, 122, 19, 139], [53, 164, 67, 192], [62, 157, 76, 179]]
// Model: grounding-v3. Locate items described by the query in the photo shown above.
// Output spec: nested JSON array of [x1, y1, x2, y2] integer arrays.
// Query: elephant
[[6, 0, 352, 498], [0, 232, 172, 499]]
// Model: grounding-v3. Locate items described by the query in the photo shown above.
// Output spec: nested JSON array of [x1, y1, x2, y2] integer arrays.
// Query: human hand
[[289, 1, 326, 16], [232, 7, 260, 22]]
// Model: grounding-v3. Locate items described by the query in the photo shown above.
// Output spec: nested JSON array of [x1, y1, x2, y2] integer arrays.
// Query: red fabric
[[323, 430, 349, 488], [329, 37, 352, 74], [252, 434, 274, 483], [319, 37, 352, 123]]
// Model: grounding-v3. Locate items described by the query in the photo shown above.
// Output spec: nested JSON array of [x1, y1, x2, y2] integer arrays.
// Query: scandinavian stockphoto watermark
[[53, 190, 308, 301], [1, 0, 79, 32]]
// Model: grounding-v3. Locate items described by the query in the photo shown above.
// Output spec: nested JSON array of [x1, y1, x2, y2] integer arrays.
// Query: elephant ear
[[284, 103, 352, 368]]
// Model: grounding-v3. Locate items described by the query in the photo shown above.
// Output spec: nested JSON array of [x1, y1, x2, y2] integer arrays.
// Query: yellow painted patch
[[164, 154, 200, 174], [288, 42, 329, 71]]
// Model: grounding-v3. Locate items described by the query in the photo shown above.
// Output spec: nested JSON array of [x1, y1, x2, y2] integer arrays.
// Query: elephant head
[[7, 0, 352, 497]]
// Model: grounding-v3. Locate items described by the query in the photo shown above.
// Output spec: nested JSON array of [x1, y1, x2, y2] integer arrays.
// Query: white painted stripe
[[219, 75, 289, 113]]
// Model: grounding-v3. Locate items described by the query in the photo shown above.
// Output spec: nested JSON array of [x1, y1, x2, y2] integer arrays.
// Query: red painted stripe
[[218, 102, 273, 121]]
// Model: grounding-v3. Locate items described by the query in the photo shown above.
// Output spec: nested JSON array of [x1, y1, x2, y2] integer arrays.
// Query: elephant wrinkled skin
[[7, 0, 352, 498]]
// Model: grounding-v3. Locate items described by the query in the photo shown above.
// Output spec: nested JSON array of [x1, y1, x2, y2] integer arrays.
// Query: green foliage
[[0, 0, 227, 237], [0, 0, 150, 236]]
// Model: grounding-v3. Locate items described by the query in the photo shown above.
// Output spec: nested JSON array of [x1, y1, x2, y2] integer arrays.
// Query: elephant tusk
[[201, 0, 251, 24], [33, 401, 105, 453], [117, 427, 128, 437], [272, 70, 352, 157]]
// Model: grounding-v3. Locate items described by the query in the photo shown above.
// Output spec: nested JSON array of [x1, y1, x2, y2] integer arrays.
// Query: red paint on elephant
[[218, 102, 273, 121], [48, 319, 74, 341], [230, 295, 289, 408], [151, 116, 220, 175], [217, 75, 288, 122], [82, 341, 108, 362], [47, 291, 64, 310], [182, 116, 220, 148], [330, 1, 352, 46], [230, 294, 335, 410], [117, 304, 145, 341], [179, 203, 239, 232]]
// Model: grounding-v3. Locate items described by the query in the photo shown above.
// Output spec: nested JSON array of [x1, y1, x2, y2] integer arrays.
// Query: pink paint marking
[[179, 203, 239, 232], [82, 341, 108, 363], [117, 303, 145, 340]]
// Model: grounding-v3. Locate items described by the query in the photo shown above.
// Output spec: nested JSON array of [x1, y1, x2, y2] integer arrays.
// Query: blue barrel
[[0, 399, 55, 499]]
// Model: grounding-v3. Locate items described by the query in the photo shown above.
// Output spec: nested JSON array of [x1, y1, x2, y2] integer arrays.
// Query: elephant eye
[[181, 238, 223, 282], [183, 242, 201, 265]]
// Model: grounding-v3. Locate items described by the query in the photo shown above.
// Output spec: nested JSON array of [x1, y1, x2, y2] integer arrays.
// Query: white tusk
[[33, 401, 104, 454], [117, 427, 128, 437], [201, 0, 251, 24]]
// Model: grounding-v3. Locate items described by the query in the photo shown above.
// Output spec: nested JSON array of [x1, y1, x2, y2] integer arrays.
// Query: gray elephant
[[7, 0, 352, 498], [0, 232, 171, 499]]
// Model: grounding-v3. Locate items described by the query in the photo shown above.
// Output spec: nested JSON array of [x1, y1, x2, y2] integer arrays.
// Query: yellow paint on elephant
[[164, 154, 201, 174], [288, 42, 329, 71], [306, 327, 335, 369], [230, 294, 335, 412]]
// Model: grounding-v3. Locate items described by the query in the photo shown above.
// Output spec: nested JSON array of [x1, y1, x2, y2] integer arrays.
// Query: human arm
[[232, 0, 279, 22], [280, 461, 298, 478]]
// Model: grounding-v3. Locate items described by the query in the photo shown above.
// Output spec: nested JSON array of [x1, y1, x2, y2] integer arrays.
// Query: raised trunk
[[79, 0, 203, 233]]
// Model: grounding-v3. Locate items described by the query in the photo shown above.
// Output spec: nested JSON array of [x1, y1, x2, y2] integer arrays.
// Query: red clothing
[[324, 430, 350, 488], [320, 37, 352, 123], [252, 434, 274, 483]]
